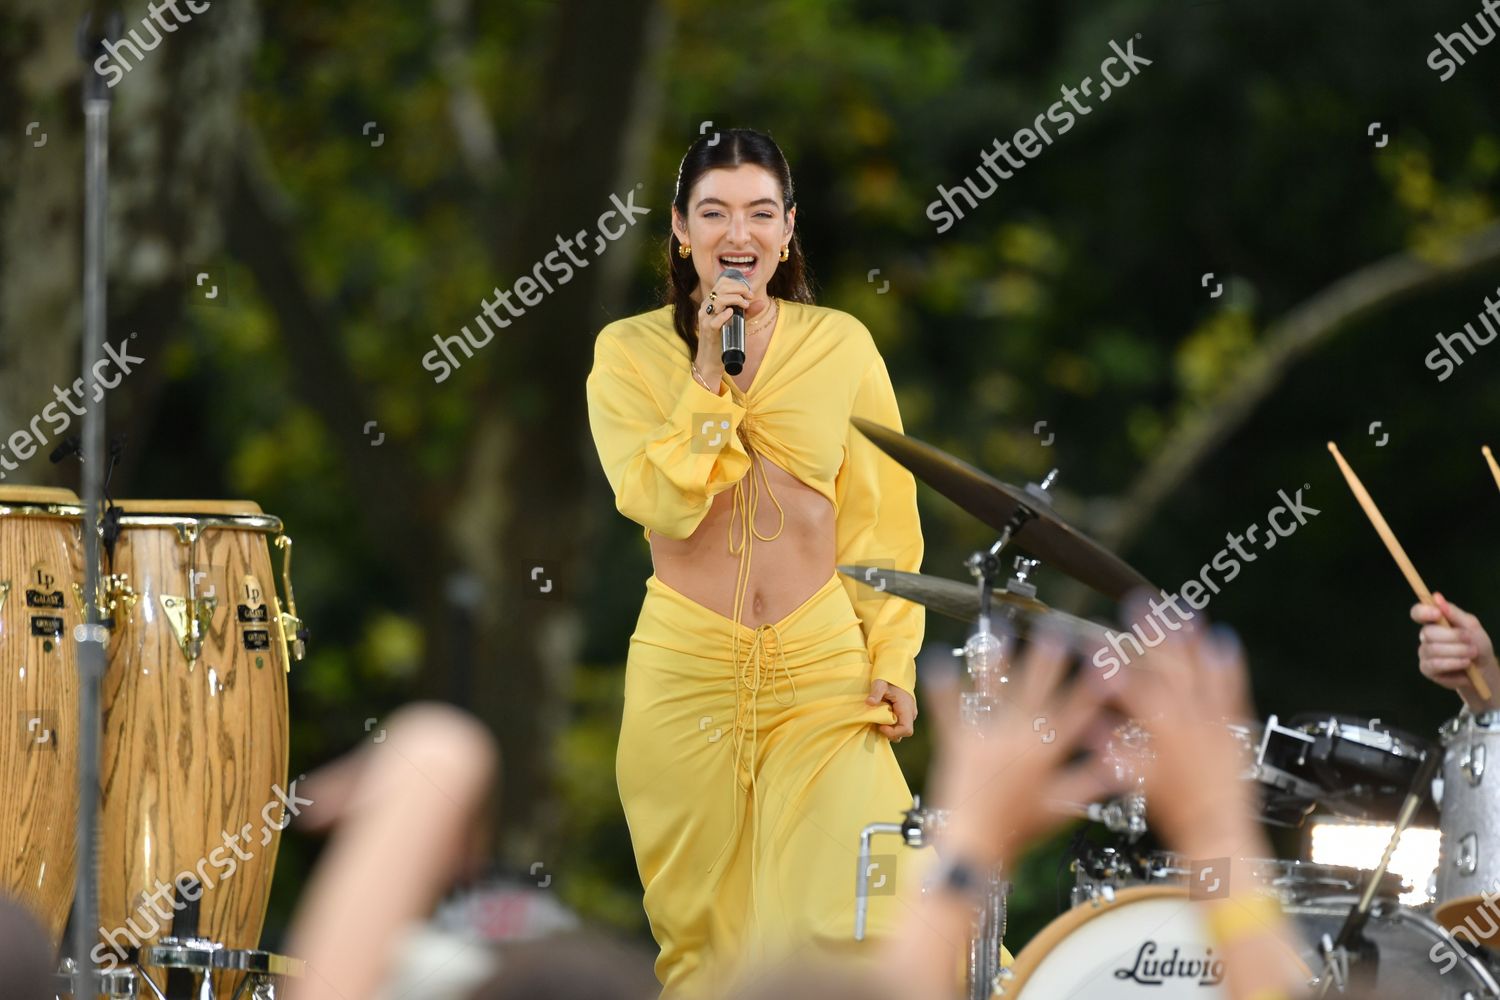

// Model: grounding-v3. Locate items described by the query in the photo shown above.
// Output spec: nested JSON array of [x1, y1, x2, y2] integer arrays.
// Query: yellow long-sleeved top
[[585, 298, 924, 694]]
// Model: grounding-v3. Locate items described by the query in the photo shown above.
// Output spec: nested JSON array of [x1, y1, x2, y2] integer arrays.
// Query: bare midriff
[[650, 458, 835, 628], [650, 299, 837, 629]]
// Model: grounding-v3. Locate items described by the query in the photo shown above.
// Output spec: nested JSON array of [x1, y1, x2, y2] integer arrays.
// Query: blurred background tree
[[3, 0, 1499, 956]]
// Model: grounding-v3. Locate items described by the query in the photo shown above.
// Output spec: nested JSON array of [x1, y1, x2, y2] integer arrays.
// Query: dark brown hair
[[665, 127, 815, 357]]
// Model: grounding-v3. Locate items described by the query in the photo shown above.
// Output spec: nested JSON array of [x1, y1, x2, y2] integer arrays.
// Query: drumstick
[[1326, 442, 1492, 701], [1485, 446, 1500, 495]]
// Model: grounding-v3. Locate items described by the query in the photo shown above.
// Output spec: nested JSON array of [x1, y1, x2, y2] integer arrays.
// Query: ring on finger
[[706, 303, 715, 314]]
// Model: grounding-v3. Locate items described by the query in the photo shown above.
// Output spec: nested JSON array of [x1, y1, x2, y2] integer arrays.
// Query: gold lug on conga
[[273, 534, 305, 666], [105, 573, 138, 615], [70, 580, 111, 621], [0, 580, 9, 615], [160, 594, 219, 662]]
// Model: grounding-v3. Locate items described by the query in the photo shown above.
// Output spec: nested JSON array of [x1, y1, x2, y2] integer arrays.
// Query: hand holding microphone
[[693, 269, 754, 385]]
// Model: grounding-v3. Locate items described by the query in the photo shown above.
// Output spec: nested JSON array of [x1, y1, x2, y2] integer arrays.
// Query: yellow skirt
[[618, 570, 937, 999]]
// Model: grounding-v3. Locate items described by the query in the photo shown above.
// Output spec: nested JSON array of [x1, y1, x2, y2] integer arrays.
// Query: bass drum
[[0, 486, 83, 945], [98, 501, 299, 996], [1001, 885, 1499, 998]]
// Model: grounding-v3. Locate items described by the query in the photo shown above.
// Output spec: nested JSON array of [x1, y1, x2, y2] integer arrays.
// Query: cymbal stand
[[854, 471, 1060, 999], [955, 469, 1058, 1000]]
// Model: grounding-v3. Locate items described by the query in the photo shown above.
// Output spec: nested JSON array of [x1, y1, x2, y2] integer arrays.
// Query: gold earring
[[779, 244, 790, 262], [678, 243, 692, 259]]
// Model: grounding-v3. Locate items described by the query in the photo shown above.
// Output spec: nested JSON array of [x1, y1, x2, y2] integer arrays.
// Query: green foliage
[[101, 0, 1500, 954]]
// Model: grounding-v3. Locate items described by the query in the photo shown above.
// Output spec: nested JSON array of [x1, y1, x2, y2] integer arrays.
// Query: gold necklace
[[748, 297, 778, 335]]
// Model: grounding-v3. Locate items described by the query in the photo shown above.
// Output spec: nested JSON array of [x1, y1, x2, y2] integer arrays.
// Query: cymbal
[[852, 418, 1155, 601], [836, 565, 1110, 644]]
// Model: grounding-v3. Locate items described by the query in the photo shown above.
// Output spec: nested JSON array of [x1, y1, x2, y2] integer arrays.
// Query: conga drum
[[0, 486, 83, 946], [98, 501, 301, 994]]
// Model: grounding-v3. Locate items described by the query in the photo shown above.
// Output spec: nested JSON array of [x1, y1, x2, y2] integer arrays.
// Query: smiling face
[[672, 163, 796, 305]]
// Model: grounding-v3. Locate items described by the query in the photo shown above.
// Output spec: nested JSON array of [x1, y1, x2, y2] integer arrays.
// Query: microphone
[[50, 436, 82, 464], [719, 268, 752, 375]]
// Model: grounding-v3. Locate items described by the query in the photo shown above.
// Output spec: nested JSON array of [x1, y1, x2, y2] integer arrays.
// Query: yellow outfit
[[586, 299, 934, 998]]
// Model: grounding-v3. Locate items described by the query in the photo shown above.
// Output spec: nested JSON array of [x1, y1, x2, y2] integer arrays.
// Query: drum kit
[[0, 486, 308, 998], [844, 420, 1500, 999]]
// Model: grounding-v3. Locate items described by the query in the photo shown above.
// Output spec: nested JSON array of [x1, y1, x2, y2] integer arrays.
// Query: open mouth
[[718, 254, 758, 279]]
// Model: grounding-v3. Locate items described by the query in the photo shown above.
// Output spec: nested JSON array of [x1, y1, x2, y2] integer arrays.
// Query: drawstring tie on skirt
[[706, 407, 798, 940]]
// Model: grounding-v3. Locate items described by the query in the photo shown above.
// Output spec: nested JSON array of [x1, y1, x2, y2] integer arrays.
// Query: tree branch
[[1097, 223, 1500, 556]]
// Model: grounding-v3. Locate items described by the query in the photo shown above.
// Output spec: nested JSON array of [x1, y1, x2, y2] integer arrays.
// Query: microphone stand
[[69, 8, 120, 997]]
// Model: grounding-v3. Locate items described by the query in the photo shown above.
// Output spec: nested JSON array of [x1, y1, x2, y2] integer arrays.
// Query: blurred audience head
[[466, 931, 658, 1000], [0, 895, 56, 1000]]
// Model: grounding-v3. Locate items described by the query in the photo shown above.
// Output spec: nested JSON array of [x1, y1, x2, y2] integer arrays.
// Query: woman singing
[[586, 128, 932, 999]]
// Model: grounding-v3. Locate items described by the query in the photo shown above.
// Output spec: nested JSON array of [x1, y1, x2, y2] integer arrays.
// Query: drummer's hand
[[867, 679, 916, 741], [1413, 593, 1500, 710], [924, 636, 1115, 866], [1107, 601, 1268, 863]]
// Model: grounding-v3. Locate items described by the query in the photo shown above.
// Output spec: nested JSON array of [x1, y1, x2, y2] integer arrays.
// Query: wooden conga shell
[[99, 501, 291, 987], [0, 486, 83, 946]]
